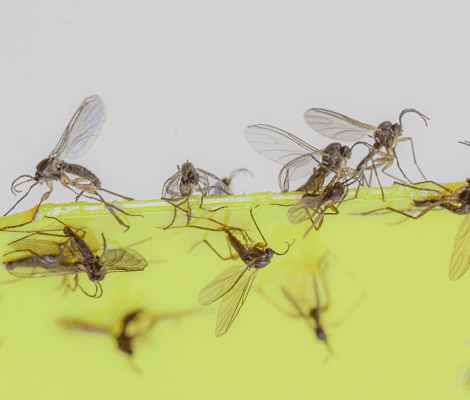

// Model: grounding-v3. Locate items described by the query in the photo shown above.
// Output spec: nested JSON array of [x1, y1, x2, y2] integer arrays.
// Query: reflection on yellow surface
[[0, 185, 469, 399]]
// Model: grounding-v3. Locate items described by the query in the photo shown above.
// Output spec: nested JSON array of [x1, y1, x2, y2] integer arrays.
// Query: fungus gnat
[[161, 161, 229, 229], [6, 95, 137, 231], [2, 217, 148, 297], [304, 108, 429, 187]]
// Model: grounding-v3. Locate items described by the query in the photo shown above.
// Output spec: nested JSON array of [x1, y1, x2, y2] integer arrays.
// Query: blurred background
[[1, 1, 470, 399]]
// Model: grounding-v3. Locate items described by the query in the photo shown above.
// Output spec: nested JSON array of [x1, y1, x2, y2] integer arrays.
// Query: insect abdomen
[[62, 163, 101, 186]]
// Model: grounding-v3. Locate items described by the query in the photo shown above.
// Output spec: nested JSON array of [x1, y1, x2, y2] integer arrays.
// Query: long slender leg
[[249, 205, 267, 245], [393, 148, 413, 184], [256, 287, 300, 318], [199, 192, 226, 213], [398, 137, 427, 181], [360, 201, 442, 218], [190, 239, 238, 260]]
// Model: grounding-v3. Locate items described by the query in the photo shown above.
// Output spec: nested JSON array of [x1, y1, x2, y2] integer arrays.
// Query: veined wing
[[214, 267, 257, 337], [245, 124, 323, 165], [161, 171, 182, 198], [57, 318, 110, 335], [4, 255, 83, 278], [199, 265, 249, 305], [304, 108, 376, 141], [3, 239, 62, 263], [101, 248, 148, 272], [278, 154, 323, 192], [449, 214, 470, 281], [51, 95, 106, 159], [195, 168, 230, 197]]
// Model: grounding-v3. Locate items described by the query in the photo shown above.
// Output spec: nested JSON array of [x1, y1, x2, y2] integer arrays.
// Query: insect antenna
[[11, 174, 36, 195], [398, 109, 429, 127], [4, 181, 39, 216], [77, 281, 103, 299]]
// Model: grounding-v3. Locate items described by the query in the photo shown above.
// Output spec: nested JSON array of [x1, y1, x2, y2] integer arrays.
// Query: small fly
[[358, 179, 470, 281], [2, 217, 148, 297], [165, 206, 294, 336], [6, 95, 137, 231], [161, 161, 230, 229], [304, 108, 429, 186], [58, 307, 198, 373], [245, 124, 366, 192]]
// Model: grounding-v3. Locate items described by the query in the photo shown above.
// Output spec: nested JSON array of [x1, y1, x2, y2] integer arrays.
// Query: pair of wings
[[49, 95, 106, 160], [162, 167, 229, 198], [3, 239, 147, 279], [198, 264, 258, 337], [245, 112, 375, 189]]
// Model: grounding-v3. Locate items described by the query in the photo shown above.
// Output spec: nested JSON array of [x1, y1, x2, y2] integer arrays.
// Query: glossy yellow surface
[[0, 183, 469, 399]]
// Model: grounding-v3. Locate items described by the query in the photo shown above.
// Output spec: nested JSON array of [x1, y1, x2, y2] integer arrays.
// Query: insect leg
[[398, 137, 427, 181], [190, 239, 238, 261], [256, 287, 300, 318], [3, 181, 39, 218], [199, 192, 226, 214]]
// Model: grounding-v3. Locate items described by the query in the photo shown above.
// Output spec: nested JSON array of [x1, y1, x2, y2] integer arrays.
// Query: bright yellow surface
[[0, 184, 469, 399]]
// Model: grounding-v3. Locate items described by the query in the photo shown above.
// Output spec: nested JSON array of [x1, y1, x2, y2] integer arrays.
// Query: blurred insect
[[359, 180, 470, 281], [245, 124, 367, 193], [58, 308, 198, 372], [304, 108, 429, 186], [257, 263, 332, 354], [213, 168, 254, 195], [285, 169, 365, 238], [6, 95, 137, 231], [170, 206, 294, 336], [2, 217, 148, 297], [161, 161, 230, 229]]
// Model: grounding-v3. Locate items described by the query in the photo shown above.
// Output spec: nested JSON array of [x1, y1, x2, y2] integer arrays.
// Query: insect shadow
[[161, 161, 230, 229], [257, 253, 367, 362], [6, 95, 139, 231], [161, 206, 295, 336], [2, 216, 148, 297], [57, 307, 201, 373], [357, 179, 470, 281], [304, 108, 429, 189]]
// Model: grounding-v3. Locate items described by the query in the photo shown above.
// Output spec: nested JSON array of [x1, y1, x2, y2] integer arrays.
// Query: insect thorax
[[35, 157, 63, 181], [250, 248, 274, 269], [180, 162, 200, 188]]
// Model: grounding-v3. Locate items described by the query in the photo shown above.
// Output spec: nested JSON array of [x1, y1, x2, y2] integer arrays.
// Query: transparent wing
[[199, 265, 249, 305], [214, 267, 257, 337], [51, 95, 106, 159], [280, 286, 310, 321], [3, 239, 62, 262], [4, 256, 82, 278], [57, 318, 110, 335], [278, 154, 323, 192], [449, 215, 470, 281], [101, 248, 148, 272], [287, 195, 324, 224], [245, 124, 323, 165], [195, 168, 230, 197], [304, 108, 376, 141], [161, 171, 182, 198]]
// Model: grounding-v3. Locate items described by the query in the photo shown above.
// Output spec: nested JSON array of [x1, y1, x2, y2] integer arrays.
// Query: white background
[[1, 0, 469, 214]]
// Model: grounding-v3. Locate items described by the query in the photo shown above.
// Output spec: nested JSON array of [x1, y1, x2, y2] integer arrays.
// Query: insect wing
[[304, 108, 376, 141], [245, 124, 323, 165], [162, 171, 182, 198], [4, 239, 62, 262], [199, 265, 249, 305], [449, 214, 470, 281], [57, 318, 109, 335], [4, 255, 82, 278], [214, 267, 257, 337], [51, 95, 106, 159], [195, 168, 229, 196], [100, 248, 148, 273], [280, 286, 311, 323], [278, 154, 323, 192]]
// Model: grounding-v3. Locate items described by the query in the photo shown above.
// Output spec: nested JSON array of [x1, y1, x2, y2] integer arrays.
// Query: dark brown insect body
[[162, 161, 229, 229]]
